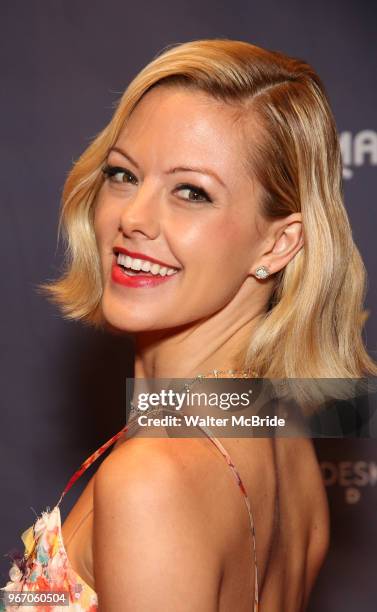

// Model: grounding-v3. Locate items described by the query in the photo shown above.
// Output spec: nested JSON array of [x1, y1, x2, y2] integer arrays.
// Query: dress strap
[[55, 424, 129, 508], [194, 423, 259, 612], [54, 418, 259, 609]]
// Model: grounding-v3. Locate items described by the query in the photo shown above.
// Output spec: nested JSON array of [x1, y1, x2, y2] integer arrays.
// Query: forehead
[[114, 85, 252, 184]]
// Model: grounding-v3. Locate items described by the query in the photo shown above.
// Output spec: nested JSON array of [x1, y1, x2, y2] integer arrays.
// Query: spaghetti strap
[[53, 418, 259, 610], [194, 422, 259, 612], [55, 423, 129, 508]]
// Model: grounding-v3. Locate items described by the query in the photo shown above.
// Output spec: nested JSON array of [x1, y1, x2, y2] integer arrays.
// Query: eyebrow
[[108, 146, 227, 189]]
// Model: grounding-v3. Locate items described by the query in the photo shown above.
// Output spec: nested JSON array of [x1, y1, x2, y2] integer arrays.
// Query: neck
[[133, 300, 267, 380]]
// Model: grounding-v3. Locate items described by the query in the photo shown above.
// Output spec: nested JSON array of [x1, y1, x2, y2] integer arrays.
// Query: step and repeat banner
[[0, 1, 376, 610]]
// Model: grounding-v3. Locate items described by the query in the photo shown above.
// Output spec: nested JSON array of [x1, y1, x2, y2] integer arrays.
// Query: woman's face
[[94, 85, 268, 332]]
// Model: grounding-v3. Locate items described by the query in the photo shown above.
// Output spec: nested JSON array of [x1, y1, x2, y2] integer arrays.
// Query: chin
[[100, 301, 174, 334], [100, 299, 207, 336], [102, 310, 154, 333]]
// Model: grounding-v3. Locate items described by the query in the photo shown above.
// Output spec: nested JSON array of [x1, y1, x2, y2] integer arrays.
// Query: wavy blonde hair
[[38, 38, 377, 380]]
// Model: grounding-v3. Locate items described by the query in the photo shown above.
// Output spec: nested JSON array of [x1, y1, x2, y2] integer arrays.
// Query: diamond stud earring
[[255, 265, 270, 279]]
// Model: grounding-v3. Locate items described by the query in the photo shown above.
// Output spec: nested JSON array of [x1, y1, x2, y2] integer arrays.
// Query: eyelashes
[[101, 163, 213, 204], [102, 164, 137, 185]]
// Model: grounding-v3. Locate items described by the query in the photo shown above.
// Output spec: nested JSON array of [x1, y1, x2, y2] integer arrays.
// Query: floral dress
[[0, 421, 259, 611]]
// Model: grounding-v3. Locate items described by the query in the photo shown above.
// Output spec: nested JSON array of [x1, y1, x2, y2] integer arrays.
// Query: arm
[[93, 439, 222, 612]]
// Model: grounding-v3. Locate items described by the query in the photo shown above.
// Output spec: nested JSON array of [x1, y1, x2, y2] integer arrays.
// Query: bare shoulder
[[93, 437, 223, 611], [94, 436, 215, 505]]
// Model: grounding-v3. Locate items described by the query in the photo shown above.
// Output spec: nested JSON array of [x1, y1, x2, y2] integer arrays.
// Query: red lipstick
[[113, 246, 179, 269], [111, 256, 179, 289]]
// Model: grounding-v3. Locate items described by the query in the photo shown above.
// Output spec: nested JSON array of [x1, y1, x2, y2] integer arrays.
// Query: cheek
[[93, 207, 105, 246], [93, 196, 117, 250], [181, 215, 255, 274]]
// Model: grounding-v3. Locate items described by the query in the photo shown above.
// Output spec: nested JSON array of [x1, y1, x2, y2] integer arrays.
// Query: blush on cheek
[[216, 219, 250, 253]]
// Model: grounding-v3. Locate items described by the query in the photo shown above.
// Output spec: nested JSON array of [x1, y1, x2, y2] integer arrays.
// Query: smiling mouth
[[119, 266, 156, 277], [115, 252, 180, 278]]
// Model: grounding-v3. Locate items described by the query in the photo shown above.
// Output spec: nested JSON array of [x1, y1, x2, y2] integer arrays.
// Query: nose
[[118, 182, 161, 240]]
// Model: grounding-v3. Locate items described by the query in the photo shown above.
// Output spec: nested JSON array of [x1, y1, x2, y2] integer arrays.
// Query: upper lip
[[113, 246, 181, 270]]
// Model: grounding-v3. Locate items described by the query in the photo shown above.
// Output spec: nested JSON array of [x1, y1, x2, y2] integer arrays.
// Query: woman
[[2, 38, 376, 611]]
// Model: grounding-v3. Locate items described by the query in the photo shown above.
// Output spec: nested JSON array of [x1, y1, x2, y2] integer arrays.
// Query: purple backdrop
[[1, 1, 376, 609]]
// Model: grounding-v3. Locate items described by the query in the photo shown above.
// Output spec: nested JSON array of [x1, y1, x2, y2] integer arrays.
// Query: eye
[[102, 164, 138, 185], [175, 183, 212, 203]]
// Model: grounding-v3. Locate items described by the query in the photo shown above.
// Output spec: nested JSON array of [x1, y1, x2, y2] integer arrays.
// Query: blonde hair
[[38, 38, 377, 380]]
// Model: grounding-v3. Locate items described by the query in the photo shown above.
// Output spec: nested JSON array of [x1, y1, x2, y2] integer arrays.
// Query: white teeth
[[150, 263, 160, 275], [117, 253, 178, 277], [131, 258, 142, 271], [141, 260, 151, 272]]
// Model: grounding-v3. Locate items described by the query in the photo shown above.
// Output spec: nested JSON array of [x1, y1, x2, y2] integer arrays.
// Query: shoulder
[[92, 437, 222, 610], [94, 436, 210, 503], [94, 437, 206, 519]]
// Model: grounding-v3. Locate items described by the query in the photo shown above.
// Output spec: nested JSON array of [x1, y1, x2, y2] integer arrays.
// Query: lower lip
[[111, 259, 179, 288]]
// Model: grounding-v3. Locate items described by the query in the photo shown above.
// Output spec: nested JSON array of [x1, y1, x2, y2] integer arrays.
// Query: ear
[[250, 212, 304, 278]]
